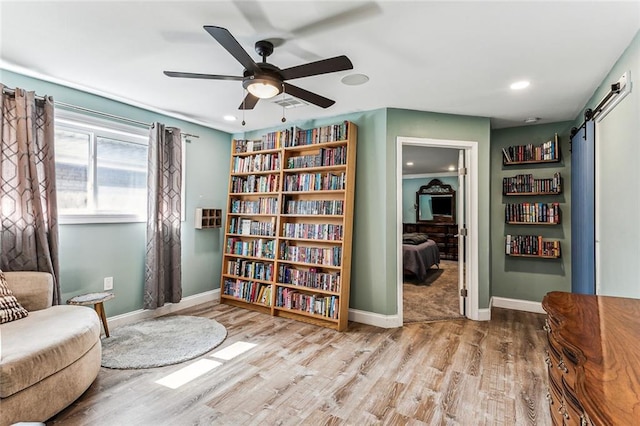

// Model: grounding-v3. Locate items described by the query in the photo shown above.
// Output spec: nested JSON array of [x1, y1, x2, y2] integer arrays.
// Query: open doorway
[[396, 137, 479, 324]]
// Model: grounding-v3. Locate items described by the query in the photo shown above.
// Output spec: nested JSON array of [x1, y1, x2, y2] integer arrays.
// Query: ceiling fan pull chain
[[242, 87, 246, 126], [281, 84, 287, 123]]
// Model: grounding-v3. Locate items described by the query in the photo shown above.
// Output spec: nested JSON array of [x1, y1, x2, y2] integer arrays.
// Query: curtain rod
[[2, 86, 199, 139]]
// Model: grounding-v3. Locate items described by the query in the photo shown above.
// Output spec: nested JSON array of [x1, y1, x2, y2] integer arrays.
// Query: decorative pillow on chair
[[0, 270, 29, 323]]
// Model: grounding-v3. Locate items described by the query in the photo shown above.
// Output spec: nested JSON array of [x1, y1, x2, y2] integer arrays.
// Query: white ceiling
[[402, 145, 460, 175], [1, 1, 639, 136]]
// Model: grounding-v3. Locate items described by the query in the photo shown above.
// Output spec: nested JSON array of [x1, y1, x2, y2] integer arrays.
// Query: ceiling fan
[[164, 26, 353, 110]]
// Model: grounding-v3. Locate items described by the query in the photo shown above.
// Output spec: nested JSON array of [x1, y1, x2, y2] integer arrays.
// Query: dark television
[[431, 195, 453, 216]]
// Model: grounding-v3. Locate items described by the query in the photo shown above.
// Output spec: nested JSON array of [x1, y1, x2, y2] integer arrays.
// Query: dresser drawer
[[558, 348, 578, 391], [548, 372, 565, 426], [546, 327, 563, 357], [562, 378, 589, 426], [546, 330, 578, 391]]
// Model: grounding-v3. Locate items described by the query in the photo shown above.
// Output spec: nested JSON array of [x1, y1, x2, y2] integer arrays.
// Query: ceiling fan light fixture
[[244, 76, 282, 99]]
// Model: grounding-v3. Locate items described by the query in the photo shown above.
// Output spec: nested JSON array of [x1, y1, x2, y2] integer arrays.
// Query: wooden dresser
[[542, 291, 640, 425], [402, 222, 458, 260]]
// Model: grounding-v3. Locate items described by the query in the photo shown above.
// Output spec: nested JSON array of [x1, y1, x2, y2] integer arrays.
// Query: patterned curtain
[[0, 85, 60, 304], [144, 122, 182, 309]]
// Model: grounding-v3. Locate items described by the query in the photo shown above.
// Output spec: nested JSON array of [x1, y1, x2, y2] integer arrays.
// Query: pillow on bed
[[403, 233, 429, 245]]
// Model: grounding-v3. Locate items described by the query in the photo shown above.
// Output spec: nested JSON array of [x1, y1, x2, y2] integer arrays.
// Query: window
[[55, 110, 149, 223]]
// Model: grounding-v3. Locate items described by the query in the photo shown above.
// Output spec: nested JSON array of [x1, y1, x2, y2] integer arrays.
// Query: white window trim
[[55, 109, 149, 225]]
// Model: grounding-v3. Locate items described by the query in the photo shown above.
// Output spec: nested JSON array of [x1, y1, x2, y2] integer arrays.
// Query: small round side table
[[67, 292, 115, 337]]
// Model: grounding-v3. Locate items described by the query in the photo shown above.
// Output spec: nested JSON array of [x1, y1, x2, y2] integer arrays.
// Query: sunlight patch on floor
[[210, 341, 257, 360], [155, 359, 222, 389]]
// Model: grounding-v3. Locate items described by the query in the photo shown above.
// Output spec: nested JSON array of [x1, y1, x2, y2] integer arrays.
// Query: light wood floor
[[50, 304, 551, 425]]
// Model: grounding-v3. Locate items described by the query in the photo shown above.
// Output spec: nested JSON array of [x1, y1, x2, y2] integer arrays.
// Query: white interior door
[[457, 149, 466, 315]]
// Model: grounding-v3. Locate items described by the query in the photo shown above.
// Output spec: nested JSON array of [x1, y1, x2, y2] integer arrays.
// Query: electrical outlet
[[104, 276, 113, 291]]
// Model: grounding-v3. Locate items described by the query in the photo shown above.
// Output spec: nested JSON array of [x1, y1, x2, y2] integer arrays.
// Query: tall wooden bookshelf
[[220, 121, 357, 331]]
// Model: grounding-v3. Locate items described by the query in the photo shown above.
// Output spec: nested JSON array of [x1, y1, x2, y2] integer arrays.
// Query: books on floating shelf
[[503, 134, 560, 164], [505, 234, 561, 258]]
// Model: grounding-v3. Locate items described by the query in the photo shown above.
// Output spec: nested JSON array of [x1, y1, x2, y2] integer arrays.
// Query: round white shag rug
[[101, 315, 227, 369]]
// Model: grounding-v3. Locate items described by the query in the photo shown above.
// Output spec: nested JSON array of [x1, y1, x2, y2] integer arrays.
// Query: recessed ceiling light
[[510, 80, 530, 90], [448, 165, 456, 171], [223, 115, 237, 121], [524, 117, 540, 123], [406, 162, 414, 166], [341, 73, 370, 86]]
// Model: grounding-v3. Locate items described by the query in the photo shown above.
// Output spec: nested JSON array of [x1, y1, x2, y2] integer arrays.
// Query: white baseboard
[[491, 296, 545, 314], [349, 307, 492, 327], [348, 308, 401, 328], [477, 308, 491, 321], [108, 289, 220, 328], [108, 293, 498, 330]]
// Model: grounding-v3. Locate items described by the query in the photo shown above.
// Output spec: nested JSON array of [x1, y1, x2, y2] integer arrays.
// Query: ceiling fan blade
[[283, 83, 335, 108], [203, 25, 261, 73], [164, 71, 243, 81], [238, 93, 260, 110], [290, 2, 382, 38], [233, 0, 275, 34], [280, 56, 353, 81]]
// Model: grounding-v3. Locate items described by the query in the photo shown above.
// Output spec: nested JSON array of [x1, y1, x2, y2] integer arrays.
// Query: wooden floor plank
[[48, 305, 551, 425]]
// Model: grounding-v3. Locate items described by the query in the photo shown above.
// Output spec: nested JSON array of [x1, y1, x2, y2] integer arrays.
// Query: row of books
[[275, 287, 339, 319], [231, 153, 281, 173], [233, 139, 276, 153], [505, 202, 560, 224], [286, 146, 347, 169], [233, 122, 350, 154], [230, 174, 279, 194], [226, 237, 275, 259], [279, 243, 342, 266], [229, 197, 278, 215], [277, 265, 341, 293], [283, 172, 346, 192], [288, 122, 349, 147], [505, 234, 561, 257], [281, 223, 343, 241], [503, 173, 562, 194], [284, 199, 344, 216], [226, 259, 274, 281], [263, 128, 296, 149], [228, 217, 276, 237], [223, 279, 272, 305], [502, 134, 559, 163]]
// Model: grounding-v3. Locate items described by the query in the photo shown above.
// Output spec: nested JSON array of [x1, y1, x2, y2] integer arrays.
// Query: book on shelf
[[505, 202, 560, 223], [503, 133, 559, 163], [503, 173, 562, 194], [505, 234, 561, 257], [240, 218, 251, 235], [502, 148, 512, 163]]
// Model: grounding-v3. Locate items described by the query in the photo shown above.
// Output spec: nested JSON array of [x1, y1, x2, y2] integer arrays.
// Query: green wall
[[238, 108, 492, 315], [387, 109, 492, 310], [234, 109, 391, 314], [402, 175, 458, 223], [490, 122, 573, 301], [1, 69, 231, 317]]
